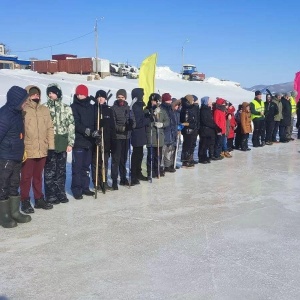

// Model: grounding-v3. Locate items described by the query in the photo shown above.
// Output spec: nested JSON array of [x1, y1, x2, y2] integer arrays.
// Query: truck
[[182, 64, 205, 81]]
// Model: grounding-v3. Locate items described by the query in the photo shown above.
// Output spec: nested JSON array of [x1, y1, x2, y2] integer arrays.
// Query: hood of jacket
[[131, 88, 144, 103]]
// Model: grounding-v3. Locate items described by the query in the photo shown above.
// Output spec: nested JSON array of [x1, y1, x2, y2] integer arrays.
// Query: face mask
[[32, 98, 39, 103]]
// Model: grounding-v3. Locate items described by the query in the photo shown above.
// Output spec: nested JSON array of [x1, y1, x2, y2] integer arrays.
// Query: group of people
[[0, 84, 298, 229]]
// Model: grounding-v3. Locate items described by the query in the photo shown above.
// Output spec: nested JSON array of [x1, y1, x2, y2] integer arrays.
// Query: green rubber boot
[[9, 196, 31, 223], [0, 199, 17, 228]]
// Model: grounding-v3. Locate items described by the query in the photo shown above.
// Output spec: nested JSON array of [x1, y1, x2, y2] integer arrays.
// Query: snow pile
[[155, 66, 181, 80], [204, 77, 241, 88]]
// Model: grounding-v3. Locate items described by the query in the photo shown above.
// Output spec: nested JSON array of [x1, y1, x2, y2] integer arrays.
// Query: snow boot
[[34, 198, 53, 210], [21, 198, 35, 214], [0, 199, 17, 228], [112, 180, 118, 190], [9, 196, 31, 223]]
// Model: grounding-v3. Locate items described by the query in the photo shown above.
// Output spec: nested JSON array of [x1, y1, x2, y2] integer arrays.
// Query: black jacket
[[71, 96, 95, 149], [180, 97, 197, 134], [264, 100, 278, 122], [280, 97, 292, 126], [94, 103, 116, 152], [199, 105, 217, 137], [131, 88, 150, 147], [0, 92, 25, 161]]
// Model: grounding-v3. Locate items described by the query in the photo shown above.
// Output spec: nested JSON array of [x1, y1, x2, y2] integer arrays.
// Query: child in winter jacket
[[240, 102, 252, 151], [226, 105, 237, 151]]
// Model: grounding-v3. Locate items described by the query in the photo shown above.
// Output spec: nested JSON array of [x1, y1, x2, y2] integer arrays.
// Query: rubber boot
[[9, 196, 31, 223], [0, 199, 17, 228]]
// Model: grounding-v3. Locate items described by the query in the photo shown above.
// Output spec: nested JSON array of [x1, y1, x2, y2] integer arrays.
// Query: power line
[[13, 31, 94, 53]]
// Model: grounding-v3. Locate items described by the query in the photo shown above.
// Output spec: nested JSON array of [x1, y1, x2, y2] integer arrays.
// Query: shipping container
[[92, 58, 110, 78], [66, 58, 92, 74], [52, 54, 77, 60], [58, 59, 68, 72], [31, 60, 58, 74]]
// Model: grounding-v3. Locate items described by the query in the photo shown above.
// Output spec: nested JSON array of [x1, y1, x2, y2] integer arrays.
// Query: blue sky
[[1, 0, 299, 87]]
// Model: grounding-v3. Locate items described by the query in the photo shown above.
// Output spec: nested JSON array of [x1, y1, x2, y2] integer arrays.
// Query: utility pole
[[181, 39, 189, 76], [95, 18, 98, 74]]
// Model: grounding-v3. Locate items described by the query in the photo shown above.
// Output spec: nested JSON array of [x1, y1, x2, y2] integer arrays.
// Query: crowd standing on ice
[[0, 84, 299, 229]]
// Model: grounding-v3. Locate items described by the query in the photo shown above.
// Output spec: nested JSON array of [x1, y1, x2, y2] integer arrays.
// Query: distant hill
[[246, 82, 294, 94]]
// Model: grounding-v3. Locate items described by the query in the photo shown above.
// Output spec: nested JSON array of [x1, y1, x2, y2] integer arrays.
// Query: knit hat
[[7, 86, 28, 109], [216, 98, 226, 105], [28, 87, 40, 96], [275, 92, 282, 98], [255, 90, 262, 96], [192, 95, 198, 102], [116, 89, 127, 99], [47, 85, 62, 99], [75, 84, 88, 97], [149, 93, 161, 102], [95, 89, 107, 99], [201, 96, 210, 106], [291, 90, 298, 97], [284, 92, 291, 97], [162, 93, 172, 102]]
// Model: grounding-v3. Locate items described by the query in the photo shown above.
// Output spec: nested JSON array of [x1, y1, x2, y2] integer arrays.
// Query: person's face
[[117, 95, 126, 101], [267, 95, 271, 102], [246, 106, 250, 112], [77, 94, 86, 100], [208, 99, 213, 108], [97, 96, 106, 105], [29, 93, 40, 100], [151, 99, 157, 106], [174, 104, 179, 110], [257, 94, 262, 99], [48, 92, 58, 100]]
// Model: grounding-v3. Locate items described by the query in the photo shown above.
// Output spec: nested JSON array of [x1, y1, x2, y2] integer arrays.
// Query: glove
[[178, 124, 184, 131], [182, 122, 189, 127], [125, 119, 134, 131], [154, 122, 163, 128], [95, 136, 102, 146], [85, 128, 91, 136], [153, 107, 161, 115], [92, 130, 101, 138]]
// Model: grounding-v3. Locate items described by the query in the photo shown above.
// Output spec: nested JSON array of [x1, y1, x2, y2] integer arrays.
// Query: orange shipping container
[[31, 60, 58, 73], [66, 58, 92, 74], [58, 60, 68, 72]]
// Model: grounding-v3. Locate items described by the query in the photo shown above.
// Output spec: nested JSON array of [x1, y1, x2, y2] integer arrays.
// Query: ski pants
[[147, 146, 162, 178], [162, 144, 175, 168], [265, 120, 275, 143], [0, 159, 21, 201], [71, 148, 92, 197], [279, 125, 287, 142], [252, 119, 265, 146], [214, 134, 223, 158], [234, 124, 242, 149], [20, 157, 46, 201], [131, 146, 144, 180], [241, 133, 249, 150], [44, 151, 67, 203], [181, 133, 196, 162], [272, 121, 280, 142], [111, 139, 129, 181], [198, 136, 213, 159]]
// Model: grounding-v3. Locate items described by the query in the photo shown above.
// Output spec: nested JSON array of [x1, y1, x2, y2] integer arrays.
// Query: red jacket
[[214, 108, 226, 134], [227, 107, 237, 139]]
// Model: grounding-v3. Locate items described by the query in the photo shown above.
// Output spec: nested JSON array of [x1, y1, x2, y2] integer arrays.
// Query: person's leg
[[131, 146, 139, 181], [31, 157, 47, 200], [272, 121, 279, 142], [82, 148, 93, 192], [111, 140, 121, 181], [44, 151, 58, 203], [71, 148, 84, 197], [56, 152, 68, 201], [119, 139, 129, 182], [252, 119, 260, 146], [20, 159, 34, 201]]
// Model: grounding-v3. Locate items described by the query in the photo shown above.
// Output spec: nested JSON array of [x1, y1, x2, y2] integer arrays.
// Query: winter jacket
[[145, 104, 170, 147], [213, 104, 227, 134], [226, 107, 237, 139], [111, 99, 136, 139], [296, 101, 300, 128], [94, 103, 116, 152], [23, 85, 54, 158], [44, 84, 75, 149], [131, 88, 150, 147], [240, 102, 252, 134], [160, 102, 177, 146], [250, 98, 265, 121], [199, 105, 217, 137], [180, 96, 198, 135], [71, 95, 95, 149], [280, 97, 292, 127], [0, 88, 27, 162], [264, 99, 279, 122], [272, 98, 283, 121]]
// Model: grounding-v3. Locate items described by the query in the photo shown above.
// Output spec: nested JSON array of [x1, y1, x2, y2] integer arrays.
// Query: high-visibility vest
[[251, 99, 264, 120], [290, 96, 297, 114]]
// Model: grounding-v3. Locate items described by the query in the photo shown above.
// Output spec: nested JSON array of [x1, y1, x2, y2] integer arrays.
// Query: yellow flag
[[138, 53, 157, 106]]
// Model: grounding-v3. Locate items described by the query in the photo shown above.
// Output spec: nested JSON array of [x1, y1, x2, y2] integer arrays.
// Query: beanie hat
[[149, 93, 161, 102], [7, 86, 29, 108], [201, 96, 210, 106], [275, 92, 282, 98], [162, 93, 172, 102], [291, 90, 297, 97], [284, 92, 291, 97], [75, 84, 88, 97], [192, 95, 198, 102], [116, 89, 127, 99], [185, 95, 194, 105], [216, 98, 225, 105], [47, 85, 62, 99], [28, 87, 40, 97], [95, 89, 107, 99], [255, 90, 262, 96]]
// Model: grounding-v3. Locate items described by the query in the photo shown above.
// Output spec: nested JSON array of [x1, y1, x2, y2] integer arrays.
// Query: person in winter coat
[[226, 104, 237, 151], [279, 93, 292, 143], [286, 90, 297, 141], [92, 90, 116, 192], [130, 88, 150, 185], [44, 83, 75, 204], [296, 100, 300, 139], [264, 93, 278, 145], [198, 96, 218, 163], [213, 98, 231, 158], [240, 102, 252, 151], [234, 104, 243, 150], [272, 93, 283, 142], [0, 86, 31, 228], [70, 84, 96, 199], [160, 93, 178, 173], [20, 85, 54, 214], [180, 95, 198, 167], [171, 98, 181, 169], [250, 90, 265, 147], [191, 95, 200, 164], [145, 93, 170, 179], [111, 89, 136, 190]]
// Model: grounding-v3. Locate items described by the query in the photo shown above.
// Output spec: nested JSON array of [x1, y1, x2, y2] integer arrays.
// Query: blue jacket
[[0, 87, 27, 161]]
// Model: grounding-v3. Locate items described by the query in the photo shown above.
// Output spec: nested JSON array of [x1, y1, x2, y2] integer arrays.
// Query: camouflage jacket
[[44, 84, 75, 147]]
